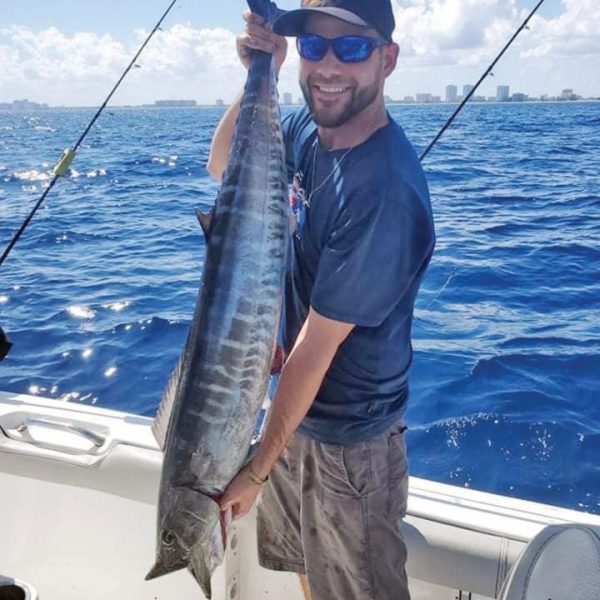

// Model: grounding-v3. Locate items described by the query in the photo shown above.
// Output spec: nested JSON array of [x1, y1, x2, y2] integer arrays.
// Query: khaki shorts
[[257, 423, 410, 600]]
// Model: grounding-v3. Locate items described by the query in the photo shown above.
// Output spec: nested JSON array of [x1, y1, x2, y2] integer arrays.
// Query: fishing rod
[[0, 0, 179, 269], [419, 0, 547, 162]]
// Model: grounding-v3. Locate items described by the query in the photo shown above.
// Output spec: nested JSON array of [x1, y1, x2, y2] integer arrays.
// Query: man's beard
[[300, 76, 379, 129]]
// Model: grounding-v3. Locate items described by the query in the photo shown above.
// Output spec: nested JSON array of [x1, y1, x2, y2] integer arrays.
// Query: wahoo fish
[[145, 0, 288, 596]]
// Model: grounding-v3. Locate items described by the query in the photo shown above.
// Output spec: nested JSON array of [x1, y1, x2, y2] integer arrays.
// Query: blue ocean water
[[1, 102, 598, 513]]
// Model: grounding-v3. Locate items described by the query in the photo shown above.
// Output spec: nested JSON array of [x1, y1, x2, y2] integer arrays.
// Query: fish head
[[146, 486, 222, 597]]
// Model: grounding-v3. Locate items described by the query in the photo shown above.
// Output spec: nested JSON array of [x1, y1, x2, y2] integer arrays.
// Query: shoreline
[[1, 99, 599, 111]]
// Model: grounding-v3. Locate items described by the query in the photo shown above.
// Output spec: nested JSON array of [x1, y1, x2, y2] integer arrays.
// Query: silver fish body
[[146, 43, 288, 598]]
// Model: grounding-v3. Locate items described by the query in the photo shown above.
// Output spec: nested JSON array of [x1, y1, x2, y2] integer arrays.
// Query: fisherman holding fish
[[209, 1, 435, 598]]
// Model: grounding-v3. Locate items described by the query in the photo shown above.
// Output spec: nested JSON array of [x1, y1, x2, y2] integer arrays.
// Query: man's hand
[[219, 466, 263, 520], [237, 10, 288, 73]]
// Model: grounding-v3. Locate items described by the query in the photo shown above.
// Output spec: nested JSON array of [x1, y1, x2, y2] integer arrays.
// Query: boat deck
[[1, 391, 599, 599]]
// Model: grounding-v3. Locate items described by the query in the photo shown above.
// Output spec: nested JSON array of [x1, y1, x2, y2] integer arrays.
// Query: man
[[209, 1, 435, 598]]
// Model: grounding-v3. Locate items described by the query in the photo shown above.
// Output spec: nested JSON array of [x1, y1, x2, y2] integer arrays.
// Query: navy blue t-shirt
[[280, 106, 435, 445]]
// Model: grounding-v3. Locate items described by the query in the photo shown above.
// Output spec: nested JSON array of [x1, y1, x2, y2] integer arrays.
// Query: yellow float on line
[[53, 148, 76, 177]]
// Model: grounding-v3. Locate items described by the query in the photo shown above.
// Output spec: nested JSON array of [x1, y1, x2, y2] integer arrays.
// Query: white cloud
[[0, 0, 598, 106], [0, 24, 260, 105], [0, 26, 128, 81], [133, 24, 240, 74], [521, 0, 600, 58], [386, 0, 600, 97], [392, 0, 523, 67], [391, 0, 600, 64]]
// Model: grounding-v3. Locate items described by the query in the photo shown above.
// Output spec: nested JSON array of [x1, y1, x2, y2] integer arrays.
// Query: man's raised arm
[[207, 10, 287, 181]]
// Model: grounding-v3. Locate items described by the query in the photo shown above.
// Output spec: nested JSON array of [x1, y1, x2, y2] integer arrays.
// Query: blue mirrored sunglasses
[[296, 34, 389, 64]]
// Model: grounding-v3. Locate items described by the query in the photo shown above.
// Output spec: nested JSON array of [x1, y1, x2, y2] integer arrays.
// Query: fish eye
[[161, 530, 177, 546]]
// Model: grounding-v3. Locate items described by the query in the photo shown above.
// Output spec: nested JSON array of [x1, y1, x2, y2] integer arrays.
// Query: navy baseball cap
[[273, 0, 396, 42]]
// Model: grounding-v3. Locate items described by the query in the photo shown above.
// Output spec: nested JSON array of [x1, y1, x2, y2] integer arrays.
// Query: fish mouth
[[188, 548, 213, 599], [145, 544, 213, 598], [145, 561, 183, 581], [145, 563, 166, 581], [145, 555, 213, 598]]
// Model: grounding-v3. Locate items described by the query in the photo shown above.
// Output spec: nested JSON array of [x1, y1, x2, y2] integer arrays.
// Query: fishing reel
[[0, 328, 12, 362]]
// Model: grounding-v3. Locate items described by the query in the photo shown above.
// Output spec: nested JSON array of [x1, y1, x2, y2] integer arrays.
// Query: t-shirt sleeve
[[311, 182, 434, 327]]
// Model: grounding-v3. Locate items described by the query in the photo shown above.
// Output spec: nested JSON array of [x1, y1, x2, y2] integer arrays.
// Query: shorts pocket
[[317, 441, 371, 499], [388, 426, 408, 483], [387, 426, 408, 517]]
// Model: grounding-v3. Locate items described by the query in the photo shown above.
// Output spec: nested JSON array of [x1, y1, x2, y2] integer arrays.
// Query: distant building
[[154, 100, 197, 107], [282, 92, 293, 105], [384, 94, 393, 104], [403, 96, 415, 103], [297, 97, 304, 105], [497, 85, 510, 102], [216, 98, 224, 106], [2, 99, 49, 110], [511, 93, 528, 102], [431, 96, 442, 103], [560, 89, 579, 101], [463, 84, 475, 98], [445, 85, 458, 102], [416, 93, 432, 103]]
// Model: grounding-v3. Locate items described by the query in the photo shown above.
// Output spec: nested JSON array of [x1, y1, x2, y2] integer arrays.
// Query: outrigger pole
[[0, 0, 179, 268], [419, 0, 547, 162]]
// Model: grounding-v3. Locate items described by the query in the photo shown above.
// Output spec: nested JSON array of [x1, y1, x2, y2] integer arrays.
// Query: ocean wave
[[559, 145, 588, 155], [498, 336, 597, 350], [469, 351, 599, 376], [12, 169, 51, 182]]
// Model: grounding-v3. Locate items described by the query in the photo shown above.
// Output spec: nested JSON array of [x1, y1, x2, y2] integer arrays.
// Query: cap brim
[[273, 7, 369, 37]]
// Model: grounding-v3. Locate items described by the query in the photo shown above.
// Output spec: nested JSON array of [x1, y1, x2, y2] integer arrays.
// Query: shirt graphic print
[[289, 168, 308, 238]]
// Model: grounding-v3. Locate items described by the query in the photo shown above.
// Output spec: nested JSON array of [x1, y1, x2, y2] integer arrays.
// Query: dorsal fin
[[0, 327, 12, 361], [195, 208, 213, 242]]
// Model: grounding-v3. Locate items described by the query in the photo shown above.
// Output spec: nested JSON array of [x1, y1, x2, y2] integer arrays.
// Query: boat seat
[[499, 524, 600, 600]]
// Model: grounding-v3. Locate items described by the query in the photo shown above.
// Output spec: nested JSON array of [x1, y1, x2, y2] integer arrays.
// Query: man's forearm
[[219, 309, 353, 518], [206, 90, 244, 181], [250, 333, 337, 479]]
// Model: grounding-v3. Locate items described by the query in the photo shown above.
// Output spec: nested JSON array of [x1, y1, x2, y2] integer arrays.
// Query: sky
[[1, 0, 599, 107]]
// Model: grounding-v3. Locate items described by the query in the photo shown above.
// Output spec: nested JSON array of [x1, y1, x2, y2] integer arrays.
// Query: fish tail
[[247, 0, 284, 26]]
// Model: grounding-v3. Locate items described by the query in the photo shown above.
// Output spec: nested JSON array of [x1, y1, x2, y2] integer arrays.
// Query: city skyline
[[2, 76, 597, 109], [2, 85, 595, 112], [1, 0, 599, 107], [382, 84, 588, 105], [2, 81, 594, 110]]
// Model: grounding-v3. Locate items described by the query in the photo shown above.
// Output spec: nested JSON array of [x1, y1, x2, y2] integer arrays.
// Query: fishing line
[[0, 0, 179, 268], [419, 0, 548, 162]]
